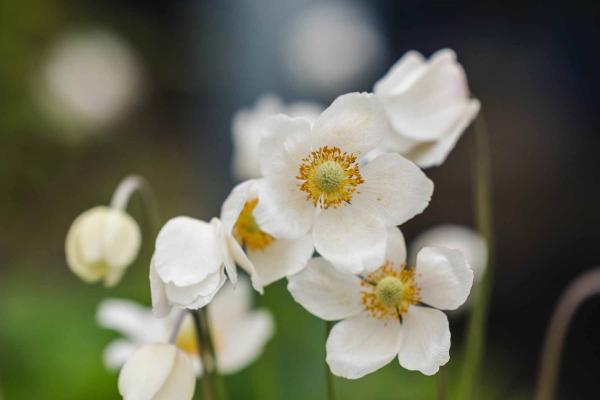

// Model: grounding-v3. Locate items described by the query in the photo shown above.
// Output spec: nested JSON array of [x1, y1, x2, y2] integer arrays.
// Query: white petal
[[254, 177, 314, 239], [384, 227, 407, 269], [209, 278, 252, 328], [258, 114, 312, 178], [374, 50, 426, 97], [311, 92, 387, 155], [246, 234, 314, 287], [326, 313, 401, 379], [231, 95, 284, 181], [150, 258, 171, 318], [164, 270, 223, 306], [220, 180, 257, 231], [217, 310, 274, 374], [65, 208, 104, 282], [312, 204, 386, 273], [153, 350, 196, 400], [77, 207, 109, 265], [226, 234, 263, 293], [118, 343, 176, 400], [404, 99, 480, 168], [378, 49, 473, 141], [397, 306, 450, 375], [409, 224, 487, 284], [103, 339, 138, 370], [354, 153, 433, 227], [212, 218, 237, 285], [287, 257, 363, 321], [102, 209, 142, 271], [415, 247, 474, 310], [154, 217, 223, 286], [96, 299, 164, 343]]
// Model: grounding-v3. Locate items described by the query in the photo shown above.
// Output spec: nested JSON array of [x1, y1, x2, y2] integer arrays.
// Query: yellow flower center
[[361, 262, 420, 320], [175, 317, 221, 357], [175, 325, 200, 355], [233, 198, 274, 251], [297, 146, 364, 209]]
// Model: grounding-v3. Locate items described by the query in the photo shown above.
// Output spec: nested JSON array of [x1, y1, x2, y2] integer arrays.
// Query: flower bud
[[65, 206, 141, 286], [118, 343, 195, 400]]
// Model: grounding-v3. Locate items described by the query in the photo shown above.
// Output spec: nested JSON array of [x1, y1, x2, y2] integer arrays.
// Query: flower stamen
[[360, 262, 420, 320], [297, 146, 363, 209], [233, 198, 274, 251]]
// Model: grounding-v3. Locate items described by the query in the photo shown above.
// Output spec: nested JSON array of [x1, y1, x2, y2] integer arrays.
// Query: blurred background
[[1, 1, 599, 399]]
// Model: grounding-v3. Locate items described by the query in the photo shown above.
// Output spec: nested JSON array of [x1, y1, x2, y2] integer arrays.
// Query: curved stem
[[191, 309, 227, 400], [110, 175, 161, 236], [324, 321, 336, 400], [457, 113, 495, 399], [534, 268, 600, 400], [168, 310, 187, 344], [437, 367, 447, 400]]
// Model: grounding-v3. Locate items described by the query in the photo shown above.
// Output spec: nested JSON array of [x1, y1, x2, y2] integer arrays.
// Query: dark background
[[0, 1, 599, 399]]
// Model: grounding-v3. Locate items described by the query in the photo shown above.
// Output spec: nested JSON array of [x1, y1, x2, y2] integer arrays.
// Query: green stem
[[110, 174, 161, 237], [534, 268, 600, 400], [456, 114, 495, 399], [437, 367, 447, 400], [191, 309, 227, 400], [324, 320, 336, 400]]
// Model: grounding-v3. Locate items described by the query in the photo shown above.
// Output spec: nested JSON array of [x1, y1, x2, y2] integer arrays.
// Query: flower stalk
[[324, 320, 336, 400], [534, 268, 600, 400], [457, 113, 495, 399], [110, 174, 161, 236], [191, 309, 227, 400]]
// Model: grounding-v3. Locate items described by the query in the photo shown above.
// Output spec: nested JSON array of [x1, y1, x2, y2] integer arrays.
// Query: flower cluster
[[65, 49, 482, 399]]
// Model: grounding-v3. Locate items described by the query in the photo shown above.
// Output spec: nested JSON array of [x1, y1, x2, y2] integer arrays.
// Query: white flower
[[150, 217, 226, 317], [38, 30, 143, 133], [118, 343, 195, 400], [220, 179, 314, 288], [99, 279, 274, 375], [373, 49, 480, 168], [232, 94, 322, 181], [283, 1, 386, 95], [287, 227, 473, 378], [65, 206, 141, 286], [410, 225, 487, 312], [254, 92, 433, 273]]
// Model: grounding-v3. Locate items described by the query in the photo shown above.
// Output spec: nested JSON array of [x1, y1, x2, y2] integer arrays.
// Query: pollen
[[175, 323, 200, 356], [233, 198, 274, 251], [360, 262, 421, 320], [297, 146, 364, 209]]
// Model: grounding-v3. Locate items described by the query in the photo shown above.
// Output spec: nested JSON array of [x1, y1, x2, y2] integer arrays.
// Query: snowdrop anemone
[[220, 179, 314, 287], [118, 343, 195, 400], [99, 279, 274, 375], [288, 227, 474, 378], [150, 217, 231, 316], [411, 224, 487, 288], [254, 92, 434, 273], [231, 95, 322, 181], [65, 206, 141, 286], [373, 49, 480, 168]]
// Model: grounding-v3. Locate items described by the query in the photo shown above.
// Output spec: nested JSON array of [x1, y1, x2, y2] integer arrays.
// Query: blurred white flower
[[254, 92, 433, 273], [288, 227, 473, 378], [220, 179, 314, 288], [410, 224, 487, 310], [373, 49, 480, 168], [232, 95, 322, 181], [283, 1, 386, 94], [65, 206, 141, 287], [99, 279, 274, 375], [150, 217, 226, 317], [38, 29, 143, 132], [118, 343, 195, 400]]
